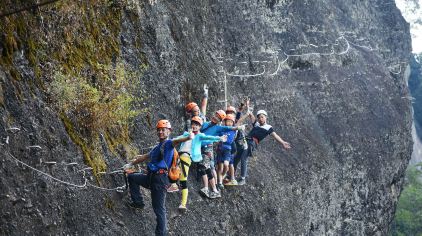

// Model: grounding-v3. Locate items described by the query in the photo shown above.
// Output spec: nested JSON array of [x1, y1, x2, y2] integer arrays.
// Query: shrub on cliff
[[391, 163, 422, 235]]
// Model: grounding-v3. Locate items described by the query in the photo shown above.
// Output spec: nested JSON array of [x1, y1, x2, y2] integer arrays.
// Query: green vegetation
[[391, 163, 422, 236], [0, 0, 146, 179], [50, 63, 141, 135]]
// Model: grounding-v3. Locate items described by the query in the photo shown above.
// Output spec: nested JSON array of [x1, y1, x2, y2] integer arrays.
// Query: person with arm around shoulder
[[176, 116, 226, 211]]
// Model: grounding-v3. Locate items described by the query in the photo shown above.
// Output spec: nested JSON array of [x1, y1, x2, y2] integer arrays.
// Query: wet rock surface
[[0, 0, 413, 235]]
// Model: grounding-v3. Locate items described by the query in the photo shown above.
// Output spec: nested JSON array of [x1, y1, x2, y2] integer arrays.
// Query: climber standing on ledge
[[123, 120, 192, 236], [234, 109, 291, 185], [183, 84, 209, 132]]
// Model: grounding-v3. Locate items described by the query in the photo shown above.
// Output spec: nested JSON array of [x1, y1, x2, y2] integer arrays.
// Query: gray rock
[[0, 0, 412, 235]]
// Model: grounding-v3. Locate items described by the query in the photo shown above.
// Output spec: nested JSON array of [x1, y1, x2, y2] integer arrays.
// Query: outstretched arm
[[172, 132, 193, 146], [271, 132, 291, 150], [201, 84, 208, 115], [131, 153, 150, 165]]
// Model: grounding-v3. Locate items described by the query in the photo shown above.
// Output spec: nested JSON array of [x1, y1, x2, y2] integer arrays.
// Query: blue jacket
[[200, 122, 234, 146], [219, 130, 236, 150], [147, 140, 174, 172], [177, 132, 221, 162]]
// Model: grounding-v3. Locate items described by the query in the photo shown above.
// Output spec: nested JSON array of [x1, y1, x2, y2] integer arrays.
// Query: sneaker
[[167, 183, 179, 193], [223, 178, 231, 184], [178, 204, 187, 212], [209, 190, 221, 199], [199, 187, 210, 198], [237, 178, 246, 186], [217, 183, 224, 190], [224, 179, 238, 186], [127, 201, 145, 210]]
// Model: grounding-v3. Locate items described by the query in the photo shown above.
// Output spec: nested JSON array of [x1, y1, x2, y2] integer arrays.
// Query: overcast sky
[[395, 0, 422, 53]]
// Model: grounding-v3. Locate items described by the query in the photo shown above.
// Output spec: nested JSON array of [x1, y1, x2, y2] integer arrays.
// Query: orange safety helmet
[[215, 110, 226, 120], [185, 102, 198, 112], [156, 120, 172, 129], [191, 116, 203, 126], [223, 114, 236, 123], [226, 105, 236, 114]]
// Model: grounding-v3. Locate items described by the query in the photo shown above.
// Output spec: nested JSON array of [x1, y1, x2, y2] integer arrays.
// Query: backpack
[[160, 142, 181, 181]]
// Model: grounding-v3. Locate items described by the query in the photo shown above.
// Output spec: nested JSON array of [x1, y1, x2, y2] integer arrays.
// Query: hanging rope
[[4, 149, 128, 192], [5, 150, 88, 188]]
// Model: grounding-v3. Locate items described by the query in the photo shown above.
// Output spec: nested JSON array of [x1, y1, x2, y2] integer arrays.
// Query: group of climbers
[[122, 85, 291, 236]]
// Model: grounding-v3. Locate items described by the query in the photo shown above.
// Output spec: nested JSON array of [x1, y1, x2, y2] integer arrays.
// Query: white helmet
[[256, 110, 268, 117]]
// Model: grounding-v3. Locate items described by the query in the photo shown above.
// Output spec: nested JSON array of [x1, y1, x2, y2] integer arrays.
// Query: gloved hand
[[203, 84, 209, 98], [237, 124, 246, 131], [123, 163, 134, 170]]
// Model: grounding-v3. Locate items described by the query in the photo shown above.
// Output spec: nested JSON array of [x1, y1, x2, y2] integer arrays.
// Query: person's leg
[[209, 147, 218, 185], [201, 148, 212, 189], [179, 154, 191, 208], [197, 163, 209, 197], [127, 173, 149, 205], [239, 141, 254, 185], [151, 174, 168, 236], [240, 147, 249, 179], [224, 153, 237, 185], [222, 160, 230, 181], [217, 162, 224, 185], [233, 148, 244, 176], [199, 155, 208, 189], [208, 168, 218, 192]]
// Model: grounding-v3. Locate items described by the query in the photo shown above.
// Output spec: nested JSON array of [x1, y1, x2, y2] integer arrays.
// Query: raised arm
[[271, 132, 291, 150], [236, 111, 252, 125], [201, 84, 208, 115], [245, 98, 256, 124]]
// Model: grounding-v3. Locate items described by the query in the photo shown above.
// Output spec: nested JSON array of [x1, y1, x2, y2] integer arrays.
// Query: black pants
[[128, 172, 169, 236]]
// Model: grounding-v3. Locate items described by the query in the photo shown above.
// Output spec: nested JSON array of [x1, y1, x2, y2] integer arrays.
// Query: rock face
[[0, 0, 413, 235]]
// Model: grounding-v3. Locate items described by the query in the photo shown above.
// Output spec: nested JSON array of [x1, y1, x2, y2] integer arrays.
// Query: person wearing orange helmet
[[183, 84, 209, 131], [223, 99, 252, 186], [173, 116, 227, 211], [198, 110, 246, 198], [123, 120, 192, 236], [216, 114, 237, 190]]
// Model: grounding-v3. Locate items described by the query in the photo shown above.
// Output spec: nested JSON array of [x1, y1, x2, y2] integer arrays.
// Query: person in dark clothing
[[234, 109, 291, 185], [123, 120, 192, 236]]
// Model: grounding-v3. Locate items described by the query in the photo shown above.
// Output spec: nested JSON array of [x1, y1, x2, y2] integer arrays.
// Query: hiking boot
[[127, 201, 145, 210], [209, 190, 221, 199], [237, 178, 246, 186], [199, 187, 210, 198], [178, 204, 187, 212], [167, 183, 179, 193], [217, 183, 224, 190], [224, 179, 238, 186], [223, 178, 231, 184]]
